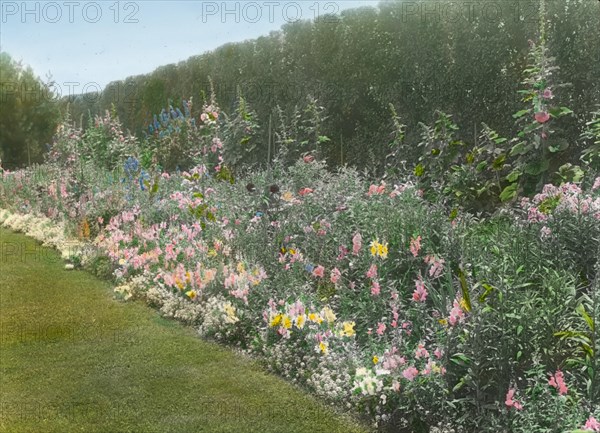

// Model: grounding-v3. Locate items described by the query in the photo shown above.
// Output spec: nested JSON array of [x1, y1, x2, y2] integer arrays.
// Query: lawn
[[0, 227, 369, 433]]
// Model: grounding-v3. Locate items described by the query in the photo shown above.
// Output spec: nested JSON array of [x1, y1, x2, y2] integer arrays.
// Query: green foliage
[[223, 89, 261, 169], [0, 52, 59, 168], [581, 108, 600, 174]]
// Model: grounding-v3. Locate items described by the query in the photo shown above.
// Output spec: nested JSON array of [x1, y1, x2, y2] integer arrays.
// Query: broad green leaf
[[500, 183, 517, 202], [524, 159, 549, 175], [576, 303, 595, 332], [513, 109, 530, 119], [506, 170, 521, 183], [510, 142, 528, 156]]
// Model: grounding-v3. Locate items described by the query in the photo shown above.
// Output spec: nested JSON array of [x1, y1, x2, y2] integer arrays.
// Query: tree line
[[1, 0, 599, 172]]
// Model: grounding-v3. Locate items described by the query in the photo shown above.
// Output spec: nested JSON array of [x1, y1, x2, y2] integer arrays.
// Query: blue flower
[[305, 264, 315, 273], [255, 211, 264, 217], [124, 156, 139, 178]]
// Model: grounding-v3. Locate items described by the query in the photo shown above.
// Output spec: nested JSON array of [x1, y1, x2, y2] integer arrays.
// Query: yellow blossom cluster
[[370, 239, 389, 259]]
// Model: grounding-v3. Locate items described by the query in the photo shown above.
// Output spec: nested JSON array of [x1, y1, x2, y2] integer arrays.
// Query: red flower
[[298, 187, 314, 196], [535, 111, 550, 123]]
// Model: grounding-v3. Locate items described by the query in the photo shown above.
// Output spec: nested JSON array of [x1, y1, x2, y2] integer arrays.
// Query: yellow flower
[[288, 248, 296, 255], [237, 262, 246, 274], [370, 240, 378, 256], [342, 321, 356, 337], [207, 249, 217, 258], [438, 318, 448, 327], [319, 341, 328, 354], [308, 312, 322, 324], [322, 306, 336, 323], [185, 290, 197, 300], [223, 302, 239, 324], [295, 314, 306, 329], [373, 355, 379, 364], [185, 271, 191, 283], [118, 258, 126, 266], [282, 315, 292, 329], [282, 191, 294, 202], [378, 243, 389, 259], [175, 276, 184, 290], [270, 314, 283, 327]]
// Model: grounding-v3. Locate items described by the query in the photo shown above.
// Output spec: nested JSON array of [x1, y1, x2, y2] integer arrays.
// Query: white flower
[[64, 264, 75, 270]]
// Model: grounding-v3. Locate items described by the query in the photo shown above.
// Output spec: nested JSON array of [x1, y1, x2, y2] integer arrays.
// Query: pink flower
[[412, 277, 428, 303], [312, 265, 325, 278], [60, 181, 68, 198], [298, 188, 314, 196], [337, 245, 348, 261], [352, 232, 362, 255], [584, 416, 600, 432], [414, 343, 429, 359], [592, 177, 600, 191], [366, 264, 378, 279], [410, 235, 421, 257], [392, 381, 401, 392], [540, 226, 552, 239], [330, 267, 341, 284], [424, 255, 445, 278], [371, 280, 381, 296], [548, 370, 568, 395], [505, 388, 523, 411], [303, 154, 314, 163], [434, 348, 443, 359], [402, 366, 419, 381], [448, 299, 465, 326], [376, 322, 386, 335], [535, 111, 550, 123], [542, 88, 554, 99]]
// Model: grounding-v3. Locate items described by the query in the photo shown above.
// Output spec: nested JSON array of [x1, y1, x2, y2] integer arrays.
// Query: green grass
[[0, 228, 370, 433]]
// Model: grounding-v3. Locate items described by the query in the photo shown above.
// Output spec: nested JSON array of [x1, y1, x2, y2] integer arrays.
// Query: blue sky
[[1, 1, 377, 96]]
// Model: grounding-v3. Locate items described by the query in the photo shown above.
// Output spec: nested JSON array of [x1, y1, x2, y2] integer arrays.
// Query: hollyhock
[[542, 88, 554, 99], [535, 111, 550, 123]]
